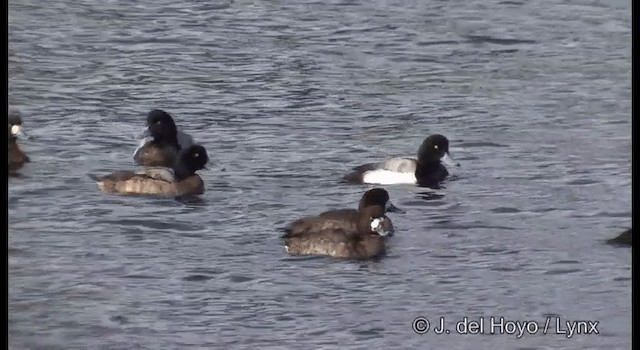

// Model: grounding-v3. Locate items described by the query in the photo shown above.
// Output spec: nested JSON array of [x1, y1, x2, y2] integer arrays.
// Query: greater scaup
[[283, 205, 393, 260], [285, 188, 404, 236], [8, 110, 30, 174], [606, 228, 631, 247], [343, 134, 459, 187], [133, 109, 195, 167], [92, 144, 209, 196]]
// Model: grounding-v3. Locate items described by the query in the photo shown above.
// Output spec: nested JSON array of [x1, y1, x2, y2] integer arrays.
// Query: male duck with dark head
[[285, 188, 404, 236], [283, 206, 393, 260], [92, 144, 209, 197], [343, 134, 460, 188], [8, 109, 30, 174], [133, 109, 195, 167]]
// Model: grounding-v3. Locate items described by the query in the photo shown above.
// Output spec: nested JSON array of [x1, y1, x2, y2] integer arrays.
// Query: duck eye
[[434, 145, 439, 150], [194, 153, 199, 157]]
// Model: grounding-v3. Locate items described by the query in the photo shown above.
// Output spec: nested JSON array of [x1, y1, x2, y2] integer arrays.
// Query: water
[[8, 0, 631, 348]]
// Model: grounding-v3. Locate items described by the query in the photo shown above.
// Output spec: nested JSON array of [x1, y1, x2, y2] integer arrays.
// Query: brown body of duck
[[283, 206, 393, 260], [92, 144, 209, 197], [95, 170, 204, 196], [134, 144, 179, 168], [9, 135, 30, 173]]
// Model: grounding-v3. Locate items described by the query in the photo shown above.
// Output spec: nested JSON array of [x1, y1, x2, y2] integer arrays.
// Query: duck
[[133, 109, 195, 167], [343, 134, 459, 188], [92, 144, 208, 197], [283, 205, 393, 260], [606, 228, 631, 247], [8, 109, 30, 174], [285, 188, 404, 236]]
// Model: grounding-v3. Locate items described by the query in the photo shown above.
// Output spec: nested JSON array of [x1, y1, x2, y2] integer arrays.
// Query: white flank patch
[[284, 245, 289, 253], [362, 169, 417, 185], [11, 125, 21, 136]]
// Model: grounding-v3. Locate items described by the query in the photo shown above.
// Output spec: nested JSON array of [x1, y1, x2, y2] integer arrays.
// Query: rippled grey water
[[8, 0, 631, 348]]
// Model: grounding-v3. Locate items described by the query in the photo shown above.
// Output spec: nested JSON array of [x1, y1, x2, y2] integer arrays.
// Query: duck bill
[[376, 228, 394, 237], [441, 152, 460, 167], [385, 201, 406, 214]]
